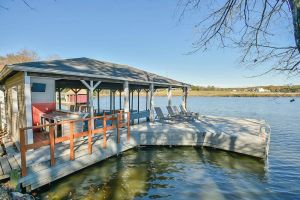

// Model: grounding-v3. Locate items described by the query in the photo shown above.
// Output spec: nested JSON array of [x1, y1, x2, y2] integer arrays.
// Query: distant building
[[65, 89, 88, 104], [255, 88, 270, 93]]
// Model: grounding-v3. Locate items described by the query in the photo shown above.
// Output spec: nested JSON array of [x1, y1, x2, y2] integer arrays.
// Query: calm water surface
[[40, 97, 300, 200]]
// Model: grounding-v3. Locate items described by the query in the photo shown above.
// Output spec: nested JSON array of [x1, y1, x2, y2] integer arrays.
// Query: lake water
[[39, 97, 300, 200]]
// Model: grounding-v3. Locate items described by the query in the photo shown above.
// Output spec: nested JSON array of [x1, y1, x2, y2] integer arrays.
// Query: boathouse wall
[[4, 72, 26, 143], [30, 77, 56, 126]]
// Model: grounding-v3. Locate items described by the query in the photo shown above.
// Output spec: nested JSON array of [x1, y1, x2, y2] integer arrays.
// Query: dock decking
[[1, 115, 270, 191]]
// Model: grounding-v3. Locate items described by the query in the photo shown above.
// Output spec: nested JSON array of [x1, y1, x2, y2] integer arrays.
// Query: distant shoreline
[[63, 90, 300, 98], [154, 90, 300, 97]]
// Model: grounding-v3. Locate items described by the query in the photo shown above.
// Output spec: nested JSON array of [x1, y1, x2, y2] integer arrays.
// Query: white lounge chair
[[154, 107, 173, 123], [167, 106, 194, 121], [166, 106, 180, 118], [172, 106, 182, 115], [179, 105, 199, 118]]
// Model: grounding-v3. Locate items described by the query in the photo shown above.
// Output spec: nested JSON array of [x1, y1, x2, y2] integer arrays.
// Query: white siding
[[31, 77, 55, 103], [0, 90, 6, 129]]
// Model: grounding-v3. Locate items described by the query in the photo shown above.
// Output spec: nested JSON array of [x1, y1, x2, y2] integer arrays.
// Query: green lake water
[[38, 97, 300, 200]]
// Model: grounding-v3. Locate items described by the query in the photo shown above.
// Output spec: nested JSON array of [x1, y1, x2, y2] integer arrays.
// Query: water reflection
[[38, 146, 266, 200], [45, 97, 300, 199]]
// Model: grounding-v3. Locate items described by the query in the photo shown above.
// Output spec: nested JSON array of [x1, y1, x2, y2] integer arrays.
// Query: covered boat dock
[[0, 57, 270, 191]]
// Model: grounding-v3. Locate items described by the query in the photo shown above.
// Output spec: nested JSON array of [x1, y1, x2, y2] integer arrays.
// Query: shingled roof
[[0, 57, 188, 88]]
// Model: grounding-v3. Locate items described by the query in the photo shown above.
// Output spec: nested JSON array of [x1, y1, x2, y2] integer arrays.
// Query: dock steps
[[0, 142, 20, 180]]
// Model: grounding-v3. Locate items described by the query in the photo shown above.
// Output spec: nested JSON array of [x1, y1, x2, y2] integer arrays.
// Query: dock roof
[[0, 57, 189, 88]]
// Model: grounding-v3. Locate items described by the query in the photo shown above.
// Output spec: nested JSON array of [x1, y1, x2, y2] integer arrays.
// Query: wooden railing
[[19, 112, 131, 177]]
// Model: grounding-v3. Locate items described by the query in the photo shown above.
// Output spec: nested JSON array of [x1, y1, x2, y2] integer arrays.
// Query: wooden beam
[[58, 88, 62, 110], [168, 86, 172, 106], [109, 90, 112, 112], [123, 81, 129, 113], [71, 88, 81, 93], [117, 113, 120, 143], [127, 112, 130, 141], [71, 89, 81, 107], [113, 90, 116, 112], [131, 90, 134, 112], [128, 90, 131, 111], [20, 128, 27, 177], [149, 83, 154, 122], [80, 80, 102, 127], [24, 72, 33, 144], [69, 122, 74, 160], [88, 119, 92, 154], [93, 81, 102, 90], [119, 90, 122, 110], [145, 89, 149, 111], [97, 89, 100, 114], [182, 87, 188, 110], [137, 89, 140, 124], [103, 117, 107, 148], [80, 80, 92, 90], [49, 126, 56, 166]]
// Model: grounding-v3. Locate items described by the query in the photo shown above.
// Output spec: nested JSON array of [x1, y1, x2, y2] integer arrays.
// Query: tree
[[0, 49, 39, 70], [177, 0, 300, 74]]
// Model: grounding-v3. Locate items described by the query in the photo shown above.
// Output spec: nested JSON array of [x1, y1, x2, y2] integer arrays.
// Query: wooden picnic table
[[40, 111, 86, 137]]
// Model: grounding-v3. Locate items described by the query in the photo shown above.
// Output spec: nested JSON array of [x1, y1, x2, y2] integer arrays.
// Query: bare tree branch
[[177, 0, 300, 76]]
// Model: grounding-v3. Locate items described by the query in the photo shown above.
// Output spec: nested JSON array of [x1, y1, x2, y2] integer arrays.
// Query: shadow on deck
[[1, 115, 270, 192]]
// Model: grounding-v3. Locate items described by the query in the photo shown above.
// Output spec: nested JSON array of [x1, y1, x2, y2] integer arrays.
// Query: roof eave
[[11, 65, 189, 88], [0, 66, 14, 84]]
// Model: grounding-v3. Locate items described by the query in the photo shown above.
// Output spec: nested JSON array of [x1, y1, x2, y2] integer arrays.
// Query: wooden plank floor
[[1, 115, 270, 191], [0, 131, 49, 181], [19, 129, 137, 191], [0, 138, 20, 180]]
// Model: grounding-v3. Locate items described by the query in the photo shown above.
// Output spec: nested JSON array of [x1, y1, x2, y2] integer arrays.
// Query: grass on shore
[[67, 89, 300, 98], [153, 90, 300, 97]]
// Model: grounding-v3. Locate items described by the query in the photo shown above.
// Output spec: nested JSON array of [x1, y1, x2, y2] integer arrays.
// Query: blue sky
[[0, 0, 299, 87]]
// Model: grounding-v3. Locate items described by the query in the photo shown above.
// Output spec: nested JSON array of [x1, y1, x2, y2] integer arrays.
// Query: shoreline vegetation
[[64, 85, 300, 97], [150, 85, 300, 97], [154, 90, 300, 97]]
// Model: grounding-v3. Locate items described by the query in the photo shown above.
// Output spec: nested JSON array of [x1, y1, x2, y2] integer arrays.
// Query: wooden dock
[[0, 114, 270, 191], [132, 115, 270, 158], [0, 139, 21, 180]]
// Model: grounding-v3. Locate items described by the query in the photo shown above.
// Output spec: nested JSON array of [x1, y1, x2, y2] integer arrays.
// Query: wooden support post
[[120, 111, 123, 127], [131, 90, 134, 112], [119, 90, 122, 110], [97, 89, 100, 114], [58, 88, 62, 110], [123, 81, 129, 113], [149, 83, 155, 122], [117, 113, 120, 143], [137, 89, 140, 124], [127, 112, 130, 141], [80, 80, 101, 128], [145, 90, 149, 110], [49, 125, 56, 166], [113, 90, 116, 112], [88, 119, 92, 154], [109, 90, 112, 112], [24, 72, 33, 144], [128, 90, 131, 111], [20, 128, 26, 177], [70, 122, 75, 160], [75, 92, 77, 106], [168, 86, 172, 106], [145, 89, 149, 121], [182, 87, 188, 110], [103, 117, 107, 148], [71, 89, 80, 107]]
